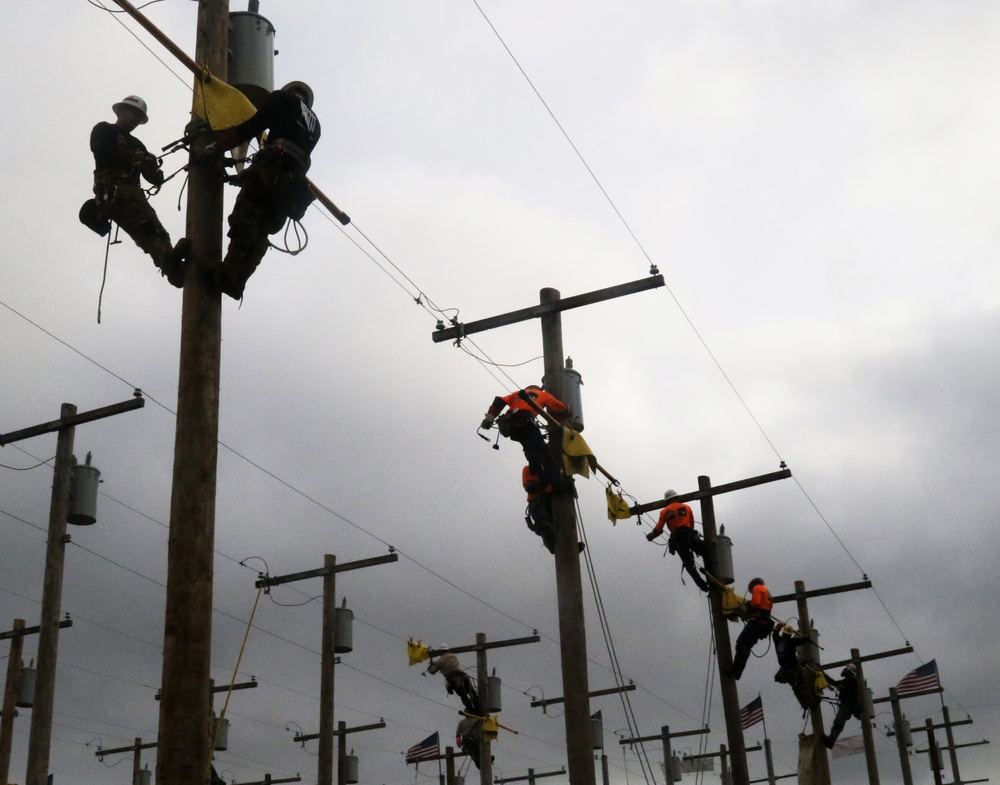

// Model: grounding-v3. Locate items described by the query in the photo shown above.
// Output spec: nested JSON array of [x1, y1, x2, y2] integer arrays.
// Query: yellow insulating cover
[[193, 73, 258, 131], [814, 671, 829, 693], [605, 485, 632, 524], [481, 716, 499, 743], [408, 638, 430, 666], [562, 429, 597, 478], [722, 587, 747, 620]]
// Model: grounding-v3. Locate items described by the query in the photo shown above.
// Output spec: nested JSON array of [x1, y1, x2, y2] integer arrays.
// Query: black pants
[[732, 617, 771, 680], [828, 699, 859, 744], [669, 527, 709, 590], [508, 417, 556, 483], [446, 671, 480, 714]]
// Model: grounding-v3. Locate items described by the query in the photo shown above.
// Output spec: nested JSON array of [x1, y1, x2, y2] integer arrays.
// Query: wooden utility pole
[[0, 619, 25, 785], [851, 649, 880, 785], [887, 688, 914, 785], [433, 274, 663, 785], [475, 633, 493, 785], [494, 767, 566, 785], [0, 396, 144, 785], [618, 723, 709, 785], [256, 553, 397, 785], [157, 0, 227, 783]]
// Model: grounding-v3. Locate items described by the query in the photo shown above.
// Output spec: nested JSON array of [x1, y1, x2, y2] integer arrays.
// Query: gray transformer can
[[228, 10, 276, 108], [68, 453, 100, 526], [335, 602, 354, 653], [342, 752, 359, 784], [486, 673, 502, 713], [712, 532, 735, 585], [544, 357, 584, 431]]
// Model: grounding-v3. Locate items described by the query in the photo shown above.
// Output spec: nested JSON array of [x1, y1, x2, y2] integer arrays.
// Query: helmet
[[663, 489, 678, 501], [113, 95, 148, 124], [282, 80, 314, 108], [747, 577, 765, 592], [842, 664, 857, 677], [437, 644, 449, 652]]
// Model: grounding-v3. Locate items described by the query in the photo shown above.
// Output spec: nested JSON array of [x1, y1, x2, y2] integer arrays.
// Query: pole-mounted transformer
[[228, 1, 276, 108]]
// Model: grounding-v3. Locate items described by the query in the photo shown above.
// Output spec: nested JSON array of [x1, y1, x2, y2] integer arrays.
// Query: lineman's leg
[[111, 186, 188, 286], [221, 162, 279, 299], [678, 546, 709, 591], [826, 700, 852, 746]]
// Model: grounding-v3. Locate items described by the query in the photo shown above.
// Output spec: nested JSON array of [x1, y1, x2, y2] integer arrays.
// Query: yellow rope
[[206, 584, 264, 780]]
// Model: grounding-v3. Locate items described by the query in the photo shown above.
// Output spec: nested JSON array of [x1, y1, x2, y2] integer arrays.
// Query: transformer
[[16, 660, 35, 708], [342, 751, 359, 784], [335, 600, 354, 653], [68, 452, 100, 526], [712, 532, 734, 585], [486, 670, 502, 713], [228, 5, 276, 108]]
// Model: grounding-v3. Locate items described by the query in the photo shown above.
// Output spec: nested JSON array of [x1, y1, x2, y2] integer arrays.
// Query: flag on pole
[[831, 734, 866, 759], [738, 695, 764, 729], [404, 732, 439, 763], [896, 660, 940, 696]]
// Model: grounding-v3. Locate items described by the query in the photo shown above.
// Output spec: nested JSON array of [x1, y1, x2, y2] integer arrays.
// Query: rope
[[97, 226, 114, 324], [207, 584, 263, 780]]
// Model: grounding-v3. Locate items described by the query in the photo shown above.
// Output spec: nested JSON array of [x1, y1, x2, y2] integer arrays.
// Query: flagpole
[[759, 696, 767, 740]]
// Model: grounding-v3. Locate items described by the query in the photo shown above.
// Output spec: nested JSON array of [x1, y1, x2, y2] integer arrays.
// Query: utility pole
[[494, 767, 566, 785], [1, 396, 144, 785], [475, 633, 493, 785], [433, 273, 663, 785], [618, 724, 709, 784], [156, 0, 228, 781], [256, 552, 397, 785], [850, 649, 880, 785], [887, 688, 914, 785], [630, 469, 790, 785], [0, 619, 25, 785]]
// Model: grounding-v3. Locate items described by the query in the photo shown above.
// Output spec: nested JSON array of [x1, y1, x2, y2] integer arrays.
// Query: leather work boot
[[158, 238, 191, 288]]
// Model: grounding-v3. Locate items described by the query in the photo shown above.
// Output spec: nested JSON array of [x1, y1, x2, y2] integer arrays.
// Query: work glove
[[480, 416, 494, 430], [192, 142, 222, 165], [645, 530, 657, 542], [146, 167, 165, 186]]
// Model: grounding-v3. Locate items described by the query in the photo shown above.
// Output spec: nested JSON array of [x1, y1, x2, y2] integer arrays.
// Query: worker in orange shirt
[[522, 466, 555, 554], [480, 385, 568, 485], [645, 490, 710, 591], [732, 577, 774, 680]]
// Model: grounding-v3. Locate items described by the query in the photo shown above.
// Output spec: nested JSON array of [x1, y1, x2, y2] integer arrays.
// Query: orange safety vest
[[522, 466, 552, 501], [750, 584, 773, 613], [651, 502, 695, 537], [501, 388, 568, 416]]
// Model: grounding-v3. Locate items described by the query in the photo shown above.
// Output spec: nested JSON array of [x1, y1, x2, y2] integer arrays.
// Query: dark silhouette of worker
[[426, 646, 480, 714], [481, 385, 568, 485], [88, 95, 190, 287], [645, 489, 710, 591], [773, 625, 809, 683], [523, 466, 555, 554], [197, 81, 320, 300], [456, 716, 483, 769], [822, 664, 863, 748], [732, 577, 773, 680]]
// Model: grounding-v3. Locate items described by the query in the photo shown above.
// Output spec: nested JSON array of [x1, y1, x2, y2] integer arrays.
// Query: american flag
[[405, 732, 440, 763], [896, 660, 940, 696], [738, 695, 764, 730]]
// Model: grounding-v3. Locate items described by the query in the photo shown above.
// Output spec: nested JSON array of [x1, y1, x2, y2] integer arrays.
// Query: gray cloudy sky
[[1, 1, 998, 784]]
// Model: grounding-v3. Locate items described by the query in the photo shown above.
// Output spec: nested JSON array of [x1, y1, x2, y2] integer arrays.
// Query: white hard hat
[[113, 95, 149, 124], [282, 81, 314, 109], [663, 489, 678, 500]]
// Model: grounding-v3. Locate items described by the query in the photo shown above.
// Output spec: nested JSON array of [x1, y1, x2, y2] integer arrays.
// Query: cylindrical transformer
[[213, 716, 230, 751], [137, 765, 152, 785], [335, 602, 354, 653], [801, 627, 820, 666], [542, 357, 585, 432], [862, 686, 875, 717], [712, 533, 735, 585], [228, 10, 276, 108], [454, 776, 465, 785], [896, 718, 912, 747], [669, 754, 683, 782], [16, 661, 35, 708], [68, 452, 101, 526], [342, 752, 359, 784], [590, 710, 603, 749], [486, 673, 502, 713]]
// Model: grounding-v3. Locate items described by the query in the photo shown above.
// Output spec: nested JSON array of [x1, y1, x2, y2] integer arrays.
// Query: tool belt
[[497, 410, 534, 437], [265, 138, 311, 173]]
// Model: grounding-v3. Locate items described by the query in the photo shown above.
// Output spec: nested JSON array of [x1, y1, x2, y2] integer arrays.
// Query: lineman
[[822, 664, 862, 748], [731, 577, 773, 680], [198, 81, 320, 300], [645, 489, 710, 591], [480, 385, 568, 485], [426, 646, 480, 714], [456, 716, 483, 769], [88, 95, 190, 287], [523, 466, 555, 554]]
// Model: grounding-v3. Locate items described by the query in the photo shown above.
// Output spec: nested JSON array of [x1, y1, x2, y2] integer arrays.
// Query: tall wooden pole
[[475, 633, 492, 785], [852, 649, 880, 785], [0, 619, 25, 785], [25, 404, 76, 785], [763, 739, 776, 785], [660, 726, 673, 784], [794, 582, 831, 784], [157, 2, 227, 784], [941, 706, 962, 784], [698, 475, 748, 785], [320, 555, 337, 785], [888, 689, 914, 785], [926, 719, 943, 785], [540, 288, 595, 785], [132, 736, 142, 785]]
